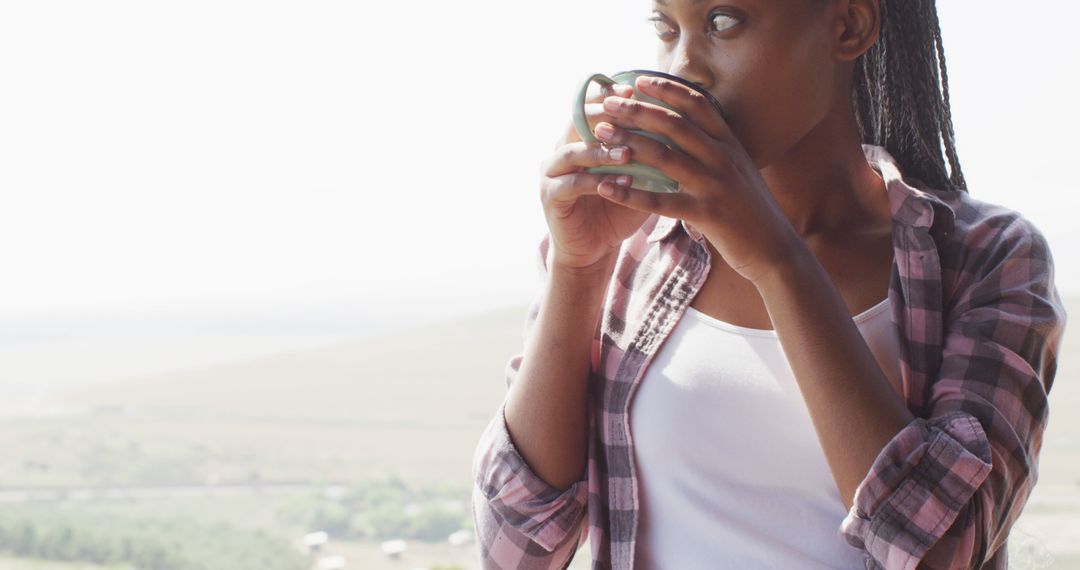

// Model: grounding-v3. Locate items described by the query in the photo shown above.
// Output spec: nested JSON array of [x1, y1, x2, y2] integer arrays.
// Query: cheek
[[723, 51, 834, 167]]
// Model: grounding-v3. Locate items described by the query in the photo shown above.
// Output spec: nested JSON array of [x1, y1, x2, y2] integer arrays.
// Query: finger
[[556, 103, 624, 148], [559, 98, 629, 142], [584, 86, 633, 127], [543, 172, 632, 205], [583, 103, 624, 133], [543, 140, 633, 178], [593, 121, 714, 189], [633, 75, 734, 143], [601, 95, 726, 169], [586, 81, 634, 103], [611, 83, 634, 98], [596, 177, 695, 219], [584, 103, 615, 121], [557, 84, 636, 148]]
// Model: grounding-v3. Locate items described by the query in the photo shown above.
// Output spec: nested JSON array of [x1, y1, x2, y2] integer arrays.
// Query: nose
[[665, 36, 715, 91]]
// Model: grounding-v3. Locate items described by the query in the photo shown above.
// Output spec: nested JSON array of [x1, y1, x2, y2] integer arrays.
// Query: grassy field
[[0, 558, 125, 570], [0, 297, 1075, 569], [0, 306, 525, 569]]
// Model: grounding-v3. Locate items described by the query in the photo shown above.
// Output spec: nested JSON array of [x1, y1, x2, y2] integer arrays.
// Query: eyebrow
[[654, 0, 713, 6]]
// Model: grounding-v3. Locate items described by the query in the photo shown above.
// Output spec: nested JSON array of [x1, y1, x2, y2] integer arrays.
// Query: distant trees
[[0, 508, 306, 570], [277, 475, 472, 542]]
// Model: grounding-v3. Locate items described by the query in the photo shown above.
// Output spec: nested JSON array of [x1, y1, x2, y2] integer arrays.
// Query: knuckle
[[546, 176, 575, 203], [584, 171, 605, 191], [561, 143, 581, 164], [655, 142, 675, 163], [712, 162, 735, 181], [686, 89, 707, 111], [565, 171, 582, 190], [571, 171, 591, 190], [660, 111, 680, 132], [657, 80, 677, 99], [540, 171, 558, 190], [594, 143, 610, 162], [711, 150, 734, 174]]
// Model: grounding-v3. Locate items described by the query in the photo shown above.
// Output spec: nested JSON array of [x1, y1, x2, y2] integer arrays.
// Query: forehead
[[654, 0, 713, 5], [654, 0, 789, 6]]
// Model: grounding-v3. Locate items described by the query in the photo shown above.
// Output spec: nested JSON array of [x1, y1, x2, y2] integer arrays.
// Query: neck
[[757, 102, 889, 241]]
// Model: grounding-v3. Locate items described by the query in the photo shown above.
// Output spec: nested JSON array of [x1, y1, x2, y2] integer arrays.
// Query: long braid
[[928, 5, 964, 192], [851, 0, 967, 193]]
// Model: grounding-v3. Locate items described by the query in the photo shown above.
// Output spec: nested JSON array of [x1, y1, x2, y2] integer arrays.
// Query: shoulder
[[924, 188, 1058, 299], [922, 188, 1066, 347], [932, 187, 1051, 250]]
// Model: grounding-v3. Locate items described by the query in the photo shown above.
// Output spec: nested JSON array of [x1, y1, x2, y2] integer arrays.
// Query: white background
[[1, 0, 1077, 321]]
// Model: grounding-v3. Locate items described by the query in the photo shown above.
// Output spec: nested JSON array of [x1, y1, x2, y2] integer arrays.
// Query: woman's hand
[[555, 82, 634, 148], [540, 84, 653, 272], [591, 75, 803, 285]]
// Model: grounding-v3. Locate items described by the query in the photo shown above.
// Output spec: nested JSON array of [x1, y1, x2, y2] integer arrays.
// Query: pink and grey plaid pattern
[[471, 144, 1067, 570]]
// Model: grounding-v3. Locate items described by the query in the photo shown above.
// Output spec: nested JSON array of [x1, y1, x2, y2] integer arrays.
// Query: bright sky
[[1, 0, 1077, 319]]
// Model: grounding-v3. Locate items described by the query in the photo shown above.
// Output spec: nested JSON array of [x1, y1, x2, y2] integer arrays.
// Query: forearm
[[504, 255, 616, 491], [753, 247, 914, 511]]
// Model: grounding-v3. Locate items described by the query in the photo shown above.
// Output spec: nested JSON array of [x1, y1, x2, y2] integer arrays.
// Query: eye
[[710, 12, 739, 33], [646, 11, 740, 41], [646, 15, 676, 39]]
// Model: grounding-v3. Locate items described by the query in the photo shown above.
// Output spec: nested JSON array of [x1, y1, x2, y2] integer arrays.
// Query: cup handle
[[571, 71, 681, 193], [572, 73, 615, 143]]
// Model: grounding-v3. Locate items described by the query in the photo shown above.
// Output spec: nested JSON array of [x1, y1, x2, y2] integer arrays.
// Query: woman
[[471, 0, 1067, 568]]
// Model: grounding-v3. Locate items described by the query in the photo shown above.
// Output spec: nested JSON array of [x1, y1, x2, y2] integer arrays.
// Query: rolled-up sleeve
[[840, 218, 1067, 570], [470, 232, 590, 569]]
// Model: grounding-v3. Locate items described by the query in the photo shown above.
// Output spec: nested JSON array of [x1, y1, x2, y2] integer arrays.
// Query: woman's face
[[647, 0, 842, 168]]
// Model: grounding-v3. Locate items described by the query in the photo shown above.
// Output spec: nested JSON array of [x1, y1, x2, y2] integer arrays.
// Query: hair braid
[[852, 0, 967, 193]]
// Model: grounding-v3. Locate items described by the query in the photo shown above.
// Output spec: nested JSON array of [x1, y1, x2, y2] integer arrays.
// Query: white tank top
[[629, 296, 902, 570]]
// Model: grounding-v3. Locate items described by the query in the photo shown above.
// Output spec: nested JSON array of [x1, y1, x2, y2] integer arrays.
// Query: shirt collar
[[646, 144, 957, 245], [645, 215, 700, 244], [865, 144, 957, 237]]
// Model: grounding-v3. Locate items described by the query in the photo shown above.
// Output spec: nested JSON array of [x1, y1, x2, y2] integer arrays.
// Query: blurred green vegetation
[[276, 475, 473, 542], [0, 474, 476, 569], [0, 506, 306, 570]]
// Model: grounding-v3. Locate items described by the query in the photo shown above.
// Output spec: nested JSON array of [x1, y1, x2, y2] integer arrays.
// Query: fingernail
[[616, 175, 631, 186], [596, 123, 615, 141], [609, 146, 626, 161]]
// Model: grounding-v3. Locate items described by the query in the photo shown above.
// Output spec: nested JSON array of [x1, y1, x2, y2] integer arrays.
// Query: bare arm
[[470, 83, 648, 565], [503, 254, 616, 491]]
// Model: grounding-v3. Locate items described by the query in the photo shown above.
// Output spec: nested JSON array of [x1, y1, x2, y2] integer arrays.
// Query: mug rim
[[616, 69, 725, 119]]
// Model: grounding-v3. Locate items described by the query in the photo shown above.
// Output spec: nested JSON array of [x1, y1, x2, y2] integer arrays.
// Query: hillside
[[39, 296, 1080, 489], [57, 304, 528, 423], [16, 304, 534, 489], [2, 296, 1076, 567]]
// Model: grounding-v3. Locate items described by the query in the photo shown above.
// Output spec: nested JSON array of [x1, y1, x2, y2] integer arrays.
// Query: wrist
[[750, 238, 815, 293], [550, 252, 618, 281]]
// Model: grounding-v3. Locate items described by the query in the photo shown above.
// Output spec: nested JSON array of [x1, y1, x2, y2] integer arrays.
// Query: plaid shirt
[[471, 144, 1067, 570]]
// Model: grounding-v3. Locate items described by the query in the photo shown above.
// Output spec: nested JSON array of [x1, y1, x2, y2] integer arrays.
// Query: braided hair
[[851, 0, 967, 193]]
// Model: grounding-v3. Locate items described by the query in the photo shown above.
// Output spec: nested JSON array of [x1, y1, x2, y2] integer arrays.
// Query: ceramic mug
[[572, 69, 725, 193]]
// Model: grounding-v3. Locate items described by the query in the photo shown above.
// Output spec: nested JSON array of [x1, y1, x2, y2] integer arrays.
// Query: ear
[[832, 0, 880, 62]]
